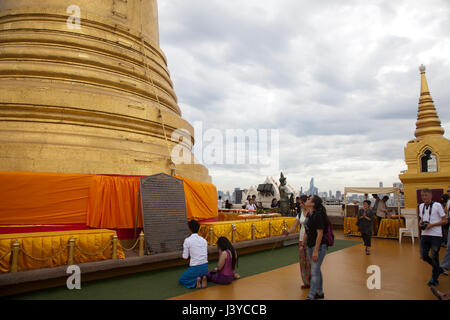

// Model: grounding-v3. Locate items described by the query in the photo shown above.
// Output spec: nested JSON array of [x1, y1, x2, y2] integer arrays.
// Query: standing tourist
[[179, 220, 209, 289], [243, 195, 251, 209], [218, 196, 223, 210], [357, 200, 374, 255], [225, 199, 232, 209], [283, 195, 311, 289], [418, 189, 448, 286], [271, 198, 279, 208], [303, 195, 331, 300], [246, 199, 256, 211], [376, 195, 389, 231], [256, 201, 264, 209], [294, 197, 302, 214]]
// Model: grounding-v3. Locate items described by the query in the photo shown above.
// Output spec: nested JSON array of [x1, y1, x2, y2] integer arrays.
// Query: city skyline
[[218, 178, 404, 200], [214, 177, 403, 196]]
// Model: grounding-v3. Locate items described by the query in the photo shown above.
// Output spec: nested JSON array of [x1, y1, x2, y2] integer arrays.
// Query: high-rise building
[[393, 182, 403, 189], [308, 178, 318, 196], [379, 181, 384, 188], [233, 188, 242, 204], [336, 190, 342, 200], [391, 183, 405, 208]]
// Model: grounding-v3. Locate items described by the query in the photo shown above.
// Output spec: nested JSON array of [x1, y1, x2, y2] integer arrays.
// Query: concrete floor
[[170, 230, 450, 300]]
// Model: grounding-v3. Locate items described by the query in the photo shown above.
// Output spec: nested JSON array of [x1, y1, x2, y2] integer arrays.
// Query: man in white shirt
[[418, 189, 448, 286], [179, 220, 209, 289], [218, 196, 223, 210], [245, 199, 256, 211]]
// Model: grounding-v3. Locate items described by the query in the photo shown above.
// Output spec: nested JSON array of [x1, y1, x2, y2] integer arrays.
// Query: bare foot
[[234, 273, 241, 280], [202, 275, 207, 288], [195, 277, 202, 289]]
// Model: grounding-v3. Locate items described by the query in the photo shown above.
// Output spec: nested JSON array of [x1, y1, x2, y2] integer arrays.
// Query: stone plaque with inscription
[[140, 173, 189, 254]]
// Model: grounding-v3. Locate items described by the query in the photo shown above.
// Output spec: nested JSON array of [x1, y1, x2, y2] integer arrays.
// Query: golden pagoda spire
[[414, 64, 445, 139]]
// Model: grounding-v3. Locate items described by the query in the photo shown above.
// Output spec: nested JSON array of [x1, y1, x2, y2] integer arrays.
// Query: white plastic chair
[[399, 216, 417, 244]]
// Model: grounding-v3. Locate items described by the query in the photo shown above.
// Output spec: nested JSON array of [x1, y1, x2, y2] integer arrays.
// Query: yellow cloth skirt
[[199, 217, 299, 245], [0, 229, 124, 273]]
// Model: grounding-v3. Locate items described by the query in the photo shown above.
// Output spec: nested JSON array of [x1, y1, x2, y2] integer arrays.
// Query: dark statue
[[278, 172, 293, 216]]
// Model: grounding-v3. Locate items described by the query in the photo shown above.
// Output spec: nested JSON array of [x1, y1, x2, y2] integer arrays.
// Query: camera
[[421, 222, 429, 231]]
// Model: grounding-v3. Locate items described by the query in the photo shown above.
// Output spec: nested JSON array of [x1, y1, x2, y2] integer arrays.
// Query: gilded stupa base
[[0, 0, 211, 183]]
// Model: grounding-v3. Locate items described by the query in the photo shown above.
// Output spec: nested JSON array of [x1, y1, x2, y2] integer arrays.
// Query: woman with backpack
[[303, 195, 333, 300]]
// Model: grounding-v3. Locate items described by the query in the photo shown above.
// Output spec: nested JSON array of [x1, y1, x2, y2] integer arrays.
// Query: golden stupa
[[0, 0, 211, 182], [399, 65, 450, 208]]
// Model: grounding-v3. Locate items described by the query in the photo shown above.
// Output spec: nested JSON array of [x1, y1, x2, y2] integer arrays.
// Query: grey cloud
[[158, 0, 450, 192]]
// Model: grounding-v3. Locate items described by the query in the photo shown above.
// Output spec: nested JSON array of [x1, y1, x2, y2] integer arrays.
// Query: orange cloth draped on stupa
[[0, 171, 218, 229], [0, 171, 92, 225], [86, 175, 142, 229], [175, 175, 218, 221]]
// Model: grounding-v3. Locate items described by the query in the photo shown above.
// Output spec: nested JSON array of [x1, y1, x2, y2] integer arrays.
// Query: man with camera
[[418, 189, 448, 287]]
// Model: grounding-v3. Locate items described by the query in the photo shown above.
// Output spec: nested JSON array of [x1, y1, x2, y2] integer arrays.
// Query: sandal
[[301, 284, 310, 289], [430, 287, 442, 300], [315, 292, 324, 299]]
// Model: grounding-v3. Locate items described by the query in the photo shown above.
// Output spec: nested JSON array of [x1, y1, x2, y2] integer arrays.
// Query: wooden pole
[[231, 224, 236, 243], [11, 240, 20, 273], [112, 234, 118, 260], [139, 231, 145, 256], [269, 222, 273, 238], [209, 227, 214, 246], [68, 237, 75, 265], [134, 188, 141, 240], [251, 223, 256, 240]]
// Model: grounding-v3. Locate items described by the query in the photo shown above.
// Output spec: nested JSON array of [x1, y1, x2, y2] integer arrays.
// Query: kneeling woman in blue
[[179, 220, 209, 289]]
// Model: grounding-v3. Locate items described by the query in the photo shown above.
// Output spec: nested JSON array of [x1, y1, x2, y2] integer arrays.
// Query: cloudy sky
[[157, 0, 450, 194]]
